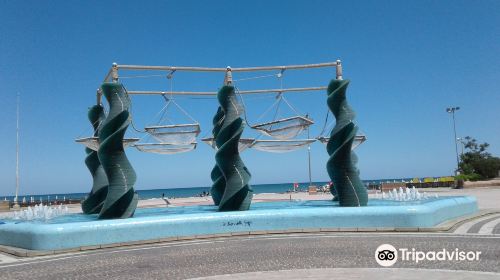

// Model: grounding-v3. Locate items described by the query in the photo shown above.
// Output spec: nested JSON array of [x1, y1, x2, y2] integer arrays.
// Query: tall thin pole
[[307, 125, 312, 187], [451, 111, 460, 173], [447, 107, 460, 174], [15, 93, 20, 205], [458, 138, 464, 156]]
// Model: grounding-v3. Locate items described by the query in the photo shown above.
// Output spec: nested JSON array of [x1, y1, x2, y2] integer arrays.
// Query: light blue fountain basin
[[0, 196, 477, 251]]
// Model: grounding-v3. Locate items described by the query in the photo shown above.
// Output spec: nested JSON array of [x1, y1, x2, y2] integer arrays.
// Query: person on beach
[[161, 193, 170, 206], [327, 182, 333, 193]]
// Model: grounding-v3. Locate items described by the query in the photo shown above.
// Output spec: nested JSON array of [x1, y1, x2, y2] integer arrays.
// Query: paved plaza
[[0, 233, 499, 279]]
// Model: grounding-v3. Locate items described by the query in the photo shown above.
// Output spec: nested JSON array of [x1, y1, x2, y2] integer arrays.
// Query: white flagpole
[[14, 92, 20, 208]]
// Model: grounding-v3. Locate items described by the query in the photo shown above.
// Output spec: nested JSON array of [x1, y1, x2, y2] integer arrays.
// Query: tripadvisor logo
[[375, 244, 398, 267], [375, 244, 481, 267]]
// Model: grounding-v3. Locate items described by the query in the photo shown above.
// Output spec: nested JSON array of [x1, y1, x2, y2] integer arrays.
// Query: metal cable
[[119, 74, 167, 79], [318, 109, 331, 137], [233, 73, 279, 82], [122, 85, 146, 134]]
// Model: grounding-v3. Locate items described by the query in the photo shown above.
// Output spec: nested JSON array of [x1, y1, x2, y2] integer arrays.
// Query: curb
[[1, 209, 498, 258]]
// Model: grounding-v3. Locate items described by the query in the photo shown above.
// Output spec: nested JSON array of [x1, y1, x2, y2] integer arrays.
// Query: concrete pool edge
[[0, 196, 480, 254], [1, 209, 498, 258]]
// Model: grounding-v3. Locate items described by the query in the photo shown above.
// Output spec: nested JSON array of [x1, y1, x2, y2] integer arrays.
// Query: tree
[[459, 136, 500, 180]]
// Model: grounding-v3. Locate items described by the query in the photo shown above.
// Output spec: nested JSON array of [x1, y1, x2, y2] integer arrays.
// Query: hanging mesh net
[[201, 137, 255, 153], [250, 139, 316, 153], [75, 137, 100, 151], [133, 142, 197, 154], [145, 123, 200, 144], [75, 137, 139, 151], [140, 92, 201, 148], [317, 135, 367, 150], [251, 116, 314, 140], [134, 94, 201, 155]]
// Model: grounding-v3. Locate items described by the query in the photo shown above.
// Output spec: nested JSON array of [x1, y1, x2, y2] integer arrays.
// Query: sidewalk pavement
[[189, 268, 500, 280]]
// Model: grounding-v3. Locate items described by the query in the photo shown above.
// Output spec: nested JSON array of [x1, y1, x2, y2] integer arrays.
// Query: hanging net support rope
[[119, 74, 167, 79], [129, 112, 147, 134], [161, 95, 198, 124], [316, 104, 367, 151], [233, 73, 279, 82], [133, 71, 201, 154], [247, 71, 314, 140], [142, 94, 201, 144], [318, 109, 331, 138], [119, 84, 148, 134]]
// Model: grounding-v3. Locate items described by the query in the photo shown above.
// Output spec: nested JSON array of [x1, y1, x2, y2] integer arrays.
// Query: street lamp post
[[457, 137, 466, 156], [446, 107, 460, 174]]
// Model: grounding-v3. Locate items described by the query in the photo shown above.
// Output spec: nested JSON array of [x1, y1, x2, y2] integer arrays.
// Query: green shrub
[[458, 136, 500, 180], [455, 173, 482, 182]]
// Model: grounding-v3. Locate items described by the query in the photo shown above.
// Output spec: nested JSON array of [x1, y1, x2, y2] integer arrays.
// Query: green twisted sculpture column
[[210, 107, 225, 206], [214, 86, 253, 211], [97, 83, 138, 219], [326, 79, 368, 206], [82, 105, 109, 214]]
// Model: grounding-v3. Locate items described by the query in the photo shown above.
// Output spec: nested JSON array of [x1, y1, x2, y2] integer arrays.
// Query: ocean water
[[137, 182, 331, 199], [1, 179, 413, 202]]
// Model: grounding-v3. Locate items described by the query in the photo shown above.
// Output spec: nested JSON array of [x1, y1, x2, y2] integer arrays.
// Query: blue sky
[[1, 0, 499, 196]]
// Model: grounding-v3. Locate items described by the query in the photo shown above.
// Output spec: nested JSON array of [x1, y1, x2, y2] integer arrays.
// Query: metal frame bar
[[103, 61, 341, 82], [126, 86, 328, 96], [98, 60, 343, 103], [114, 61, 337, 73]]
